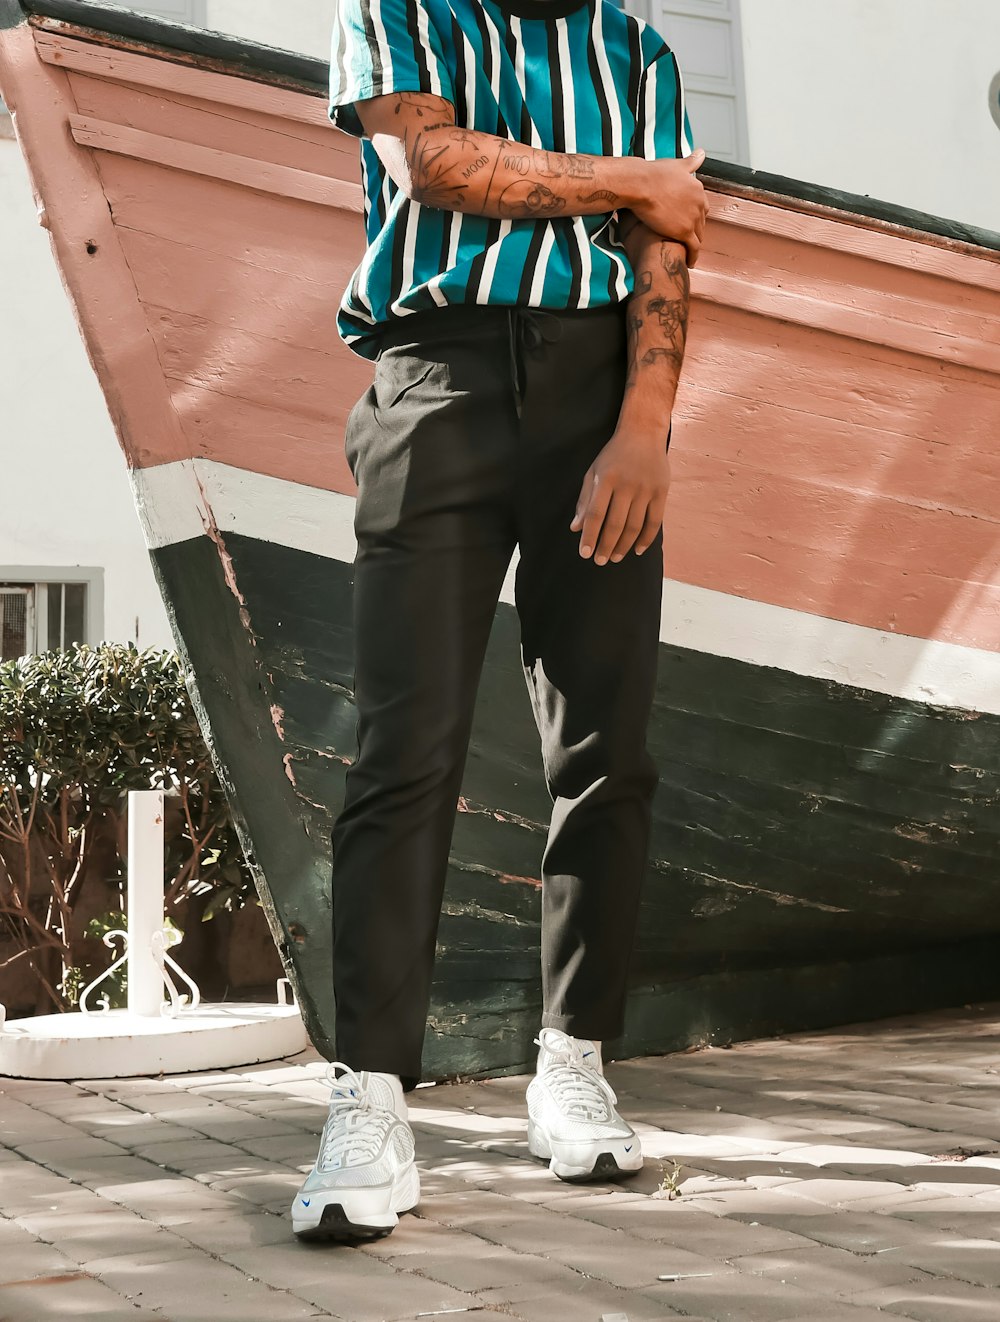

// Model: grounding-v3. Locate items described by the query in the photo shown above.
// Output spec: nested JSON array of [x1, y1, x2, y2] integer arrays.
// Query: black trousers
[[332, 300, 664, 1090]]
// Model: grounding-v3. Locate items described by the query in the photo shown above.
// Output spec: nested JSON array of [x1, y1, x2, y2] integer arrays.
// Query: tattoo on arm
[[390, 93, 621, 221], [622, 240, 691, 416]]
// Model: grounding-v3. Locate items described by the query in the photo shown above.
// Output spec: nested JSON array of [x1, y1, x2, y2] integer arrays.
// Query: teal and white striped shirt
[[328, 0, 693, 359]]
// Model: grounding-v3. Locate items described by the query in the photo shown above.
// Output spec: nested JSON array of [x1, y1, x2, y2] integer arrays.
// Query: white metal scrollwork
[[79, 929, 130, 1016], [151, 926, 202, 1016]]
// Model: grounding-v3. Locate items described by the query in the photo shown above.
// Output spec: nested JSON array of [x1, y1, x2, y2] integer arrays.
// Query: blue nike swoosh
[[301, 1198, 311, 1206], [624, 1145, 633, 1153]]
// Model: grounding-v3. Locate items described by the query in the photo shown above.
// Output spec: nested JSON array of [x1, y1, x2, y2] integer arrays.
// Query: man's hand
[[631, 148, 707, 267], [570, 424, 672, 564], [572, 226, 690, 563]]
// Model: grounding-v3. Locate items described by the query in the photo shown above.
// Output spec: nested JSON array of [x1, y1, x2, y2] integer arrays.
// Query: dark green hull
[[152, 532, 1000, 1077]]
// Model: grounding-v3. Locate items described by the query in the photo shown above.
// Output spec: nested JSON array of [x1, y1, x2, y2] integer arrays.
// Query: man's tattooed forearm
[[413, 134, 589, 218], [399, 103, 615, 221], [622, 247, 691, 403]]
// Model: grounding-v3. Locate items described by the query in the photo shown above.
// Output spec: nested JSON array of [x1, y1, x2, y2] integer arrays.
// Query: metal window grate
[[0, 587, 31, 662], [0, 581, 89, 658]]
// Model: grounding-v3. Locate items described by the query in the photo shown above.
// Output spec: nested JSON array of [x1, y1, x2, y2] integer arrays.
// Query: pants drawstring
[[507, 307, 563, 418]]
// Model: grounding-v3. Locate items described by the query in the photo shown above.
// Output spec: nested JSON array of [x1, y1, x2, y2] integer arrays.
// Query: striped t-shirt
[[328, 0, 693, 359]]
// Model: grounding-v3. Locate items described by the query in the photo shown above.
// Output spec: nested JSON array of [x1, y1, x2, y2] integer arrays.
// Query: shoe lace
[[534, 1028, 618, 1122], [318, 1062, 394, 1169]]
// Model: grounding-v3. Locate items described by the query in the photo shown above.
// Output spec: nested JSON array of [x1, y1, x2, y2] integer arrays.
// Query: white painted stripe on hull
[[132, 458, 1000, 716]]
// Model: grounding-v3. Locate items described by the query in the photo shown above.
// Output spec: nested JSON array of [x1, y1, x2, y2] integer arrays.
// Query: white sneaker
[[526, 1027, 642, 1181], [291, 1064, 419, 1241]]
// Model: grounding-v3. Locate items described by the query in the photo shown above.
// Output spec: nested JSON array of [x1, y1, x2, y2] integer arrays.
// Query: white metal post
[[127, 789, 165, 1017]]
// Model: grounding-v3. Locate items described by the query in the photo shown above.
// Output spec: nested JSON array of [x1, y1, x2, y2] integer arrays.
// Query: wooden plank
[[704, 158, 1000, 259], [99, 157, 365, 284], [36, 28, 338, 135], [676, 385, 1000, 522], [26, 1, 328, 93], [661, 501, 1000, 652], [681, 313, 1000, 456], [710, 194, 1000, 295], [149, 305, 341, 419], [691, 268, 1000, 375], [167, 389, 355, 496], [117, 227, 347, 356], [68, 113, 364, 211], [64, 68, 345, 176]]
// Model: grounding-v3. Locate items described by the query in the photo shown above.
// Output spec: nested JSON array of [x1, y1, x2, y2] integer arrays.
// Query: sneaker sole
[[291, 1165, 419, 1241], [528, 1119, 643, 1182]]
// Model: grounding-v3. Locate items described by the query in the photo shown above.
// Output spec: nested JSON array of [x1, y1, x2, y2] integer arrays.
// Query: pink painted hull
[[4, 1, 1000, 1072], [2, 11, 998, 650]]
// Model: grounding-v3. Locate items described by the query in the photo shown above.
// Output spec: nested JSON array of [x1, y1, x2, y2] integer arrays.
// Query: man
[[292, 0, 706, 1241]]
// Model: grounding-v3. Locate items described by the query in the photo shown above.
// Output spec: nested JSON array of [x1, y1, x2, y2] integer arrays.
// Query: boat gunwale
[[3, 0, 1000, 262]]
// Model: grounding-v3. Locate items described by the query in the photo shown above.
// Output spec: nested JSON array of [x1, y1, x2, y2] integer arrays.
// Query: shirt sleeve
[[630, 46, 694, 160], [328, 0, 456, 139]]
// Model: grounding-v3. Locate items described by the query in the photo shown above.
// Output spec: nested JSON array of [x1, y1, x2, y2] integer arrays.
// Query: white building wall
[[738, 0, 1000, 232], [205, 0, 336, 59]]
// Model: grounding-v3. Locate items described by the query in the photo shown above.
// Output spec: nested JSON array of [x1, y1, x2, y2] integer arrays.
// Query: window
[[125, 1, 207, 26], [0, 588, 31, 661], [636, 0, 750, 164], [0, 571, 102, 662]]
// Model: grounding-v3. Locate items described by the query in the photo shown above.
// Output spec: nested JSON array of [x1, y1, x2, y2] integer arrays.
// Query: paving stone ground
[[2, 1001, 999, 1321]]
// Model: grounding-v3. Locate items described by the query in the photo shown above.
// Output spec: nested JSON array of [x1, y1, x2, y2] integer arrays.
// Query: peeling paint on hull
[[3, 0, 1000, 1079], [152, 533, 1000, 1077]]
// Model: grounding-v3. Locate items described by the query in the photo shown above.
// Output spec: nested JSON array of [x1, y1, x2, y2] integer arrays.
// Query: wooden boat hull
[[3, 0, 999, 1076]]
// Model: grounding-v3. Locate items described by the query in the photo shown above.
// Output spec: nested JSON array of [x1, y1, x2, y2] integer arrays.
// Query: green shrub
[[0, 642, 253, 1013]]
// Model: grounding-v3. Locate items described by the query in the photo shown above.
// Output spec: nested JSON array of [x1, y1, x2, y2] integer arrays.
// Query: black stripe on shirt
[[584, 0, 618, 301], [464, 1, 508, 303], [669, 49, 684, 158], [404, 0, 432, 90], [625, 20, 643, 153], [517, 219, 549, 305], [360, 1, 383, 87], [469, 0, 509, 137], [499, 12, 534, 145], [547, 17, 581, 308], [448, 8, 469, 137], [586, 0, 612, 157]]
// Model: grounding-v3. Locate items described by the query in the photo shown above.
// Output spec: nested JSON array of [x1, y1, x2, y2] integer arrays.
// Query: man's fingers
[[608, 497, 652, 562], [578, 476, 613, 557], [569, 469, 594, 532], [593, 489, 633, 564], [632, 498, 667, 557]]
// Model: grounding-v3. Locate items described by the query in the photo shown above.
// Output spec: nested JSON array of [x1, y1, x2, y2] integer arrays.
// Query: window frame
[[0, 567, 104, 657]]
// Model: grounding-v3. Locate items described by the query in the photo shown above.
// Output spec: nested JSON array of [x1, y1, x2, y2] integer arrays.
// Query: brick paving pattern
[[1, 1002, 999, 1320]]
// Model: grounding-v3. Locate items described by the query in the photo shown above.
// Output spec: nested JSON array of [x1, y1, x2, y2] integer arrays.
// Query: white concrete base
[[0, 1003, 308, 1079]]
